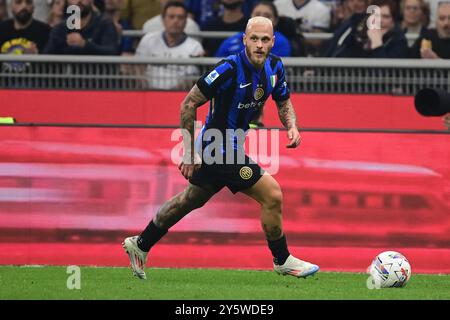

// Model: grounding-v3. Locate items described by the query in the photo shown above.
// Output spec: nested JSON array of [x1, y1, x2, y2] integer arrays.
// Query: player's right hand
[[286, 127, 301, 148], [178, 153, 201, 180]]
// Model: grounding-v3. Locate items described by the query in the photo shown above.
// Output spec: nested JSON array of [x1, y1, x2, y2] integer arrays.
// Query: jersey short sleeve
[[271, 58, 291, 102], [196, 59, 235, 99]]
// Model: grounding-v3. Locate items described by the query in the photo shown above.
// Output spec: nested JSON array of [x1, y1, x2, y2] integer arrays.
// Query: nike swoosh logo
[[239, 83, 252, 88]]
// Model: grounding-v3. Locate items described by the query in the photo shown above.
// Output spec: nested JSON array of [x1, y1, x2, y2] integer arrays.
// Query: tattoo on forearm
[[276, 99, 297, 129], [180, 85, 207, 161]]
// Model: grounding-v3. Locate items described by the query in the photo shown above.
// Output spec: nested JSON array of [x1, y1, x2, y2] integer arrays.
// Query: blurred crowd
[[0, 0, 448, 59], [0, 0, 449, 91]]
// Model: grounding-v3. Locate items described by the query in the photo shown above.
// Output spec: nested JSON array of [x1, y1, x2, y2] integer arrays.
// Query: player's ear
[[242, 33, 246, 45]]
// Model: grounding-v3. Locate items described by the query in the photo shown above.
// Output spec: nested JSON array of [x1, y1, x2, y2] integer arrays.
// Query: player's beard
[[245, 46, 267, 68], [14, 9, 33, 25]]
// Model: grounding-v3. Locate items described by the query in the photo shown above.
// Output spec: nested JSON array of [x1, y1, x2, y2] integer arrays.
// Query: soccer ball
[[368, 251, 412, 288]]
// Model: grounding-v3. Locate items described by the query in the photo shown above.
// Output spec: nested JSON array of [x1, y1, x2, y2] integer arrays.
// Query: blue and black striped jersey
[[196, 50, 290, 151]]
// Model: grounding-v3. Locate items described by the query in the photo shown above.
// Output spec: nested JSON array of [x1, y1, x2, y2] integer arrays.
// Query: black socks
[[137, 220, 290, 266], [268, 234, 290, 265], [137, 220, 168, 252]]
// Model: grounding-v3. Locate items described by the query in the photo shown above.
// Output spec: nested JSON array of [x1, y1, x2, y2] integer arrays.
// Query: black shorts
[[189, 154, 264, 194]]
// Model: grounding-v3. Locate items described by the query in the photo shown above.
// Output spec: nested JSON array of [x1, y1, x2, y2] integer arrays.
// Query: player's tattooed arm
[[276, 98, 302, 148], [180, 85, 208, 163], [276, 98, 297, 129]]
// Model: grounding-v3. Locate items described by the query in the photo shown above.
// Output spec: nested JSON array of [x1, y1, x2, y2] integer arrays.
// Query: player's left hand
[[178, 152, 202, 180], [286, 127, 301, 148]]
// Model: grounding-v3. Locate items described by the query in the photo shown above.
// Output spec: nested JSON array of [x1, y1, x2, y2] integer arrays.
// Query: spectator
[[275, 15, 309, 57], [135, 1, 204, 89], [426, 0, 441, 27], [274, 0, 331, 55], [274, 0, 331, 32], [240, 0, 267, 19], [44, 0, 119, 54], [331, 0, 368, 31], [400, 0, 429, 46], [48, 0, 65, 27], [120, 0, 161, 29], [253, 1, 305, 56], [202, 0, 247, 56], [215, 1, 292, 57], [94, 0, 105, 12], [0, 0, 50, 54], [0, 0, 9, 21], [322, 0, 409, 58], [320, 0, 338, 10], [409, 1, 450, 58], [142, 0, 200, 35], [104, 0, 134, 54], [185, 0, 260, 29], [32, 0, 50, 23], [185, 0, 221, 29]]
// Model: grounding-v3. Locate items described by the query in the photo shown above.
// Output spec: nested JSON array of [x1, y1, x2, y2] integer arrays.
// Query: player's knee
[[262, 188, 283, 212]]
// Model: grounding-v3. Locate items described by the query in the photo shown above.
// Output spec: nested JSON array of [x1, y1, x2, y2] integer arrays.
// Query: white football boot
[[122, 236, 148, 280], [274, 255, 320, 278]]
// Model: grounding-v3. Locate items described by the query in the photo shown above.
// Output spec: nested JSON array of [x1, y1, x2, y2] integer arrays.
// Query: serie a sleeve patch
[[205, 70, 220, 85], [204, 62, 233, 86], [197, 60, 235, 99]]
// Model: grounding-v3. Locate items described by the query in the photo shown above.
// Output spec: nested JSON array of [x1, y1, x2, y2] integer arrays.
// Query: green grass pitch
[[0, 266, 449, 300]]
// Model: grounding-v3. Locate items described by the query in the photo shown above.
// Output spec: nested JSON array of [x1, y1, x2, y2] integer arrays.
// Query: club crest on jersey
[[239, 166, 253, 180], [254, 87, 264, 100], [205, 70, 220, 85]]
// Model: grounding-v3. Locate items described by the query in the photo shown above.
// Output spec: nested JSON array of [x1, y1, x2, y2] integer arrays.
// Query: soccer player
[[122, 16, 320, 280]]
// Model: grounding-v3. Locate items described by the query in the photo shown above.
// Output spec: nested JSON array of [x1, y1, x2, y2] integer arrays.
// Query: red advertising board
[[0, 126, 449, 273], [0, 90, 445, 130]]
